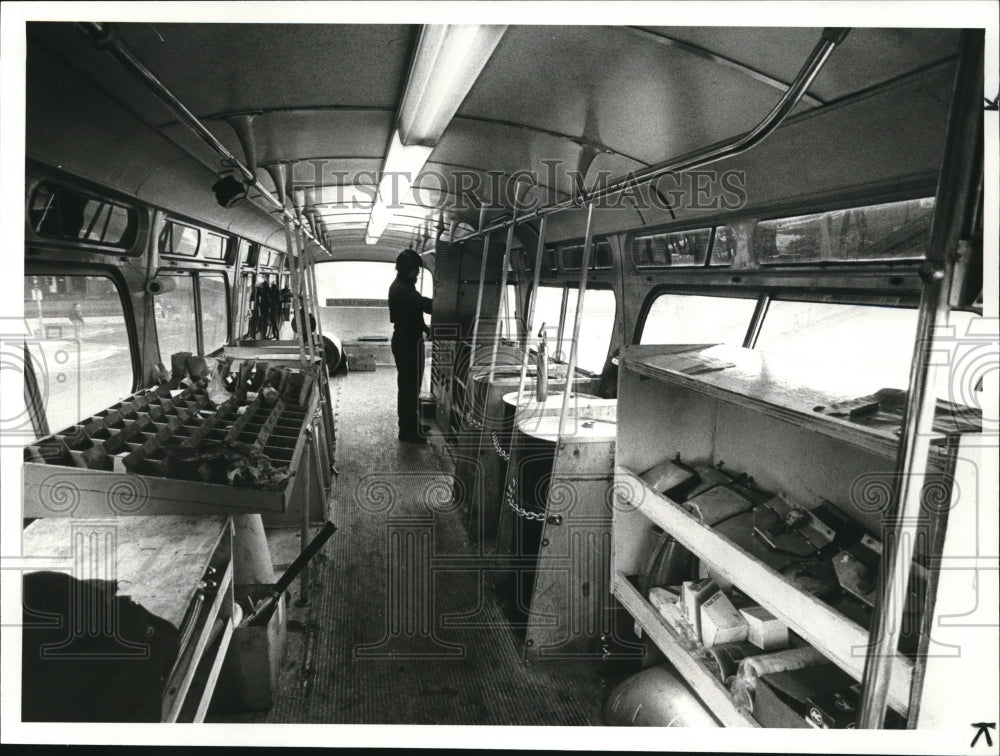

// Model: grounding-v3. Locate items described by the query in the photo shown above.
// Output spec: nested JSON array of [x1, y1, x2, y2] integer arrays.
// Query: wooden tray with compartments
[[23, 370, 316, 517]]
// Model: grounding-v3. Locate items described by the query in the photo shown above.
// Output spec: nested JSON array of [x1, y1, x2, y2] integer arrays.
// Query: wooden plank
[[21, 515, 230, 629], [613, 571, 758, 727], [616, 466, 914, 716], [23, 463, 287, 517]]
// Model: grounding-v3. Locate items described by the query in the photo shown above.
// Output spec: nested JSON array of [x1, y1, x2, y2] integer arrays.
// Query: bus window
[[202, 232, 228, 262], [709, 226, 737, 266], [755, 198, 935, 264], [639, 293, 757, 345], [154, 274, 198, 359], [754, 300, 919, 396], [23, 274, 133, 433], [561, 288, 616, 374], [159, 221, 200, 257], [531, 285, 567, 350], [631, 228, 712, 268], [199, 273, 229, 354], [236, 272, 255, 338], [502, 283, 519, 340], [29, 182, 137, 249]]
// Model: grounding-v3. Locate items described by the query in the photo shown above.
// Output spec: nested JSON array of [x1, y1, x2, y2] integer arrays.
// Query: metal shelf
[[612, 570, 759, 728], [614, 466, 913, 716]]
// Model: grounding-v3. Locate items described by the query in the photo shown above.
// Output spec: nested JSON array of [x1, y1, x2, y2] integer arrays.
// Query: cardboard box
[[640, 458, 698, 497], [740, 606, 789, 651], [648, 586, 679, 611], [806, 687, 861, 729], [752, 664, 855, 728], [700, 591, 748, 646], [681, 578, 717, 641], [683, 485, 754, 526]]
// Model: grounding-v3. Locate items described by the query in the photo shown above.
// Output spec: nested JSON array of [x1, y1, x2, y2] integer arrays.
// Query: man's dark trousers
[[392, 331, 425, 439]]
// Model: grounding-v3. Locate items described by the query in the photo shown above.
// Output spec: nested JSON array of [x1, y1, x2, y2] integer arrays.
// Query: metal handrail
[[453, 28, 849, 243], [77, 22, 331, 258]]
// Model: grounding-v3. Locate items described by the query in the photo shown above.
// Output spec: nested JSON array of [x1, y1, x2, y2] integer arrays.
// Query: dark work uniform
[[389, 276, 432, 439]]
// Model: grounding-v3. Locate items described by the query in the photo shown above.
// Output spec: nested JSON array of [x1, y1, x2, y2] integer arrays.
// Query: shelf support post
[[857, 29, 984, 728]]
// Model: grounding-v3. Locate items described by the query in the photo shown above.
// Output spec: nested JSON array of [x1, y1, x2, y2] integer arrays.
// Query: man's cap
[[395, 248, 422, 272]]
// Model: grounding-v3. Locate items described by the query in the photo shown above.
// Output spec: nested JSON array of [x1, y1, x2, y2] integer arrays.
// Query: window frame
[[752, 196, 937, 267], [628, 224, 736, 270], [22, 265, 140, 434], [158, 220, 202, 259], [153, 270, 231, 358], [27, 180, 141, 254], [201, 231, 231, 263], [634, 286, 764, 348]]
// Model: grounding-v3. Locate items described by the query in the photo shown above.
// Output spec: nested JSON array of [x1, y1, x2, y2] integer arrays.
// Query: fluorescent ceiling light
[[366, 25, 506, 245], [399, 25, 508, 146], [365, 131, 432, 244]]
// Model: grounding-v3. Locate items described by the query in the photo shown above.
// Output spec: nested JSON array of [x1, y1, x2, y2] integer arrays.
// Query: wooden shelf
[[622, 344, 975, 461], [613, 571, 759, 728], [615, 466, 913, 716]]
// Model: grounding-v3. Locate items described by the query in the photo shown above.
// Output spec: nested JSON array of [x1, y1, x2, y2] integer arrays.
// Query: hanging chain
[[491, 431, 510, 461], [464, 408, 484, 430], [504, 477, 545, 521]]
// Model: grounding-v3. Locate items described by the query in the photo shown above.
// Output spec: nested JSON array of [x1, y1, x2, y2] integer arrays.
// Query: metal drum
[[497, 411, 618, 655], [457, 366, 597, 541], [603, 664, 720, 727]]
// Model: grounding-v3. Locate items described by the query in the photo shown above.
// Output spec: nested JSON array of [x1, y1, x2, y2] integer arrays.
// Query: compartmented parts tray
[[23, 369, 317, 517]]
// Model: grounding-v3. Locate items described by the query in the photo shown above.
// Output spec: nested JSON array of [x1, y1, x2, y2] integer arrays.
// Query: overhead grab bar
[[77, 22, 331, 258], [454, 28, 849, 242]]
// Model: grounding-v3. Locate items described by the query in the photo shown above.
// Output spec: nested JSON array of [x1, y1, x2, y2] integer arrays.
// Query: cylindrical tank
[[498, 410, 618, 627], [320, 330, 343, 374], [603, 664, 720, 727]]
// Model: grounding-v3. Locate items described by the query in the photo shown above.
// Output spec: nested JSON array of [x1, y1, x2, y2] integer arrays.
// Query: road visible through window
[[23, 274, 133, 433]]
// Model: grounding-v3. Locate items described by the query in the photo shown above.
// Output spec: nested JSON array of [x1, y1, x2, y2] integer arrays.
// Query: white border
[[2, 2, 998, 751]]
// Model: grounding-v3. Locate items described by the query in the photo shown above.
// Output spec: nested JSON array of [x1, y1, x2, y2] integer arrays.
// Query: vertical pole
[[465, 232, 491, 419], [557, 204, 595, 443], [306, 259, 337, 464], [297, 428, 313, 606], [488, 224, 516, 384], [292, 219, 319, 371], [857, 30, 983, 728], [555, 286, 569, 362], [514, 217, 547, 414]]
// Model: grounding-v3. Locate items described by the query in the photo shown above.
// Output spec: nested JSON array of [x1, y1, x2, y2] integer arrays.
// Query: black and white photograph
[[1, 2, 997, 752]]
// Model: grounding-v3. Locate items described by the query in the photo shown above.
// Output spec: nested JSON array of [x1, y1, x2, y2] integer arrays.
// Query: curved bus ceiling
[[24, 23, 960, 263]]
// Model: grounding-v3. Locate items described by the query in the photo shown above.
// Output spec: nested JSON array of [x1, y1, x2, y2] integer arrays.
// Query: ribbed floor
[[214, 368, 624, 725]]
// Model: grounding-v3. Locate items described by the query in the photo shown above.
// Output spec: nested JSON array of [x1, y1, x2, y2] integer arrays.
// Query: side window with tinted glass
[[23, 274, 134, 434]]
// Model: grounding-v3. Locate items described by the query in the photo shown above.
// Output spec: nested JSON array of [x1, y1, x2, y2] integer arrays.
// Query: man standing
[[389, 248, 432, 444]]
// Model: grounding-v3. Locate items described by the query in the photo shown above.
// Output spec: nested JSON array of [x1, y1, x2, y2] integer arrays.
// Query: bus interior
[[4, 9, 998, 747]]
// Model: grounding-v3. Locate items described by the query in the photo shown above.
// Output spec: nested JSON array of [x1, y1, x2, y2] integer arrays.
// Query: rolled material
[[731, 646, 829, 713], [146, 276, 177, 295]]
